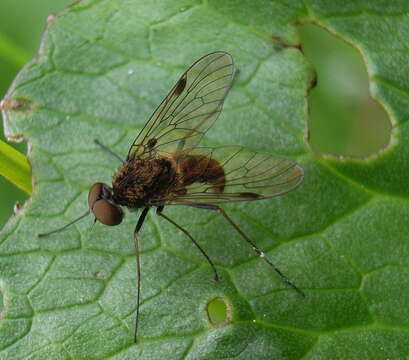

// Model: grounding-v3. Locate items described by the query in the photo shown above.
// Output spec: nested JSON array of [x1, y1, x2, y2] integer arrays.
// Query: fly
[[38, 51, 305, 343]]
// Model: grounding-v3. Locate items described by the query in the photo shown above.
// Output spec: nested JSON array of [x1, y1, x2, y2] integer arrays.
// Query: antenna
[[37, 210, 90, 237]]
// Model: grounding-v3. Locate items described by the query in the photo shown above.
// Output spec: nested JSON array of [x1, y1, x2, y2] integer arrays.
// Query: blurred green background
[[0, 2, 390, 229], [299, 24, 390, 156], [0, 0, 73, 228]]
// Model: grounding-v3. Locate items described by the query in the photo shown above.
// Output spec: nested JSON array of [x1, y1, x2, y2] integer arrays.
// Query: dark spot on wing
[[174, 75, 187, 96], [239, 192, 262, 199], [147, 138, 157, 149]]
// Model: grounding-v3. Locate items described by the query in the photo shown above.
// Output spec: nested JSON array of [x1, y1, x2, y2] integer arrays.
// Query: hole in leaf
[[299, 24, 391, 157], [206, 296, 232, 328]]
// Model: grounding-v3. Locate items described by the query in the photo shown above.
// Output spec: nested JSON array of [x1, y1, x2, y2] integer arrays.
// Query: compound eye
[[92, 199, 123, 226], [88, 183, 104, 209]]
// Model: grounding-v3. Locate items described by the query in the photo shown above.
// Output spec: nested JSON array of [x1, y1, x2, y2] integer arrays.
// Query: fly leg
[[194, 204, 305, 297], [156, 206, 219, 282], [133, 207, 150, 343]]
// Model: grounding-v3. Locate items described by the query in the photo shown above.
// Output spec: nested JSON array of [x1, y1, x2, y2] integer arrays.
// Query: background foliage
[[0, 0, 73, 226]]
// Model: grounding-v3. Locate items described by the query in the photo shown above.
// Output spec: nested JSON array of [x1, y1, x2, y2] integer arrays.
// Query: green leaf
[[1, 0, 408, 359], [0, 139, 31, 194]]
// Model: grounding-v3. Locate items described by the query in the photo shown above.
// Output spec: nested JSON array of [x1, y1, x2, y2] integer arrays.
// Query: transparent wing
[[127, 52, 234, 159], [149, 146, 304, 206]]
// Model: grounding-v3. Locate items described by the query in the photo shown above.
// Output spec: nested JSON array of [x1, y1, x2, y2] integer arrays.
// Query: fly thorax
[[112, 157, 177, 207]]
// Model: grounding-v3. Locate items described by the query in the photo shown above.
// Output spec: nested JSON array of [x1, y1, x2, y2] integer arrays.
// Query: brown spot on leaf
[[309, 73, 318, 90], [272, 35, 302, 52], [0, 97, 33, 112], [94, 272, 105, 279], [47, 14, 57, 24]]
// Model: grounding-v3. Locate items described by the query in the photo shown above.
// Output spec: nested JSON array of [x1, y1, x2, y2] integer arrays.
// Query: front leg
[[133, 206, 150, 343]]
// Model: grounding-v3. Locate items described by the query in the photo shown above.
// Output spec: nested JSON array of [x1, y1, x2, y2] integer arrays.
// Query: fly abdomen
[[177, 154, 225, 193]]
